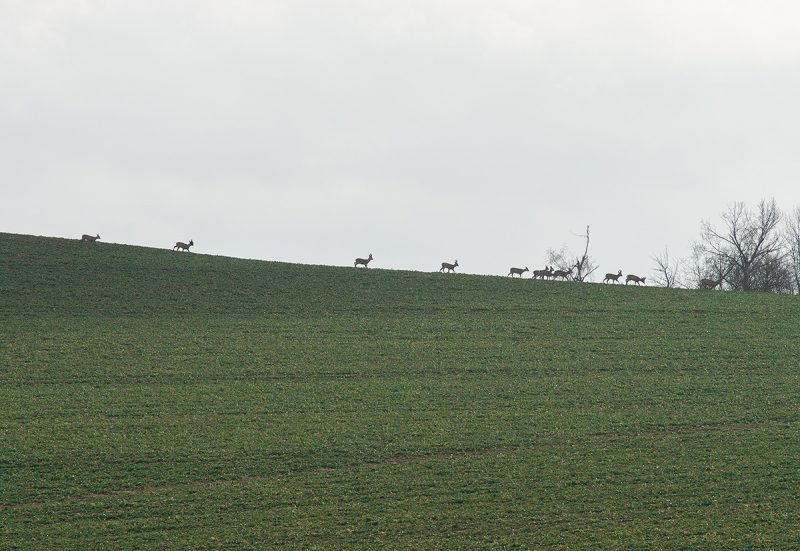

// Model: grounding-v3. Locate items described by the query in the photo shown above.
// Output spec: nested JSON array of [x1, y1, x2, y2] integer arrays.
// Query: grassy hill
[[2, 232, 800, 549]]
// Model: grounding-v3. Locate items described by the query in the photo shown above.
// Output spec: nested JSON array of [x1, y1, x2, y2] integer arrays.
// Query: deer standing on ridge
[[552, 267, 574, 280], [508, 266, 529, 278], [700, 277, 723, 290], [440, 260, 459, 273], [174, 239, 194, 252], [533, 266, 553, 279], [626, 274, 645, 285], [355, 253, 373, 268], [604, 270, 623, 283], [80, 234, 100, 242]]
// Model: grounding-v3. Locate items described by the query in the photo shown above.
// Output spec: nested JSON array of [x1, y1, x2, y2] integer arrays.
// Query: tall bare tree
[[785, 205, 800, 294], [695, 198, 787, 292], [572, 225, 599, 282], [649, 245, 682, 288]]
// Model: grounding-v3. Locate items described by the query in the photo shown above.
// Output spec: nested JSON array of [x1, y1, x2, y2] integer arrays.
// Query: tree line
[[650, 198, 800, 294], [541, 199, 800, 294]]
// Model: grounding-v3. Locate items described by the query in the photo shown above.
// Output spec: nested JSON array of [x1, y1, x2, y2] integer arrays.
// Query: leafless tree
[[695, 198, 788, 293], [786, 205, 800, 294], [752, 252, 795, 294], [547, 225, 598, 282], [649, 245, 682, 288], [682, 243, 704, 289], [573, 226, 600, 282]]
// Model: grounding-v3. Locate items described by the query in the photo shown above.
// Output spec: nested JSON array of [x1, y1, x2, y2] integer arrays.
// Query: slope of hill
[[5, 231, 794, 317], [2, 232, 800, 549]]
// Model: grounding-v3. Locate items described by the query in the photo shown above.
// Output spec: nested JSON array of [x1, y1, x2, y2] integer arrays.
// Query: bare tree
[[751, 252, 795, 294], [682, 243, 704, 289], [573, 225, 599, 282], [649, 245, 682, 288], [786, 205, 800, 294], [547, 225, 598, 282], [695, 198, 787, 293]]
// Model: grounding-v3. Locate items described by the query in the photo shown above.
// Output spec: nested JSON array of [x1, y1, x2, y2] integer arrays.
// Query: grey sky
[[3, 1, 800, 278]]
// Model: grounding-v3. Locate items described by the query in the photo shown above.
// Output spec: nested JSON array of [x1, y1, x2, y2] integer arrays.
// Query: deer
[[625, 274, 645, 285], [604, 270, 623, 283], [80, 234, 100, 242], [440, 260, 459, 273], [174, 239, 194, 252], [700, 277, 723, 290], [355, 253, 373, 268], [508, 266, 529, 278], [533, 266, 553, 279], [552, 267, 574, 280]]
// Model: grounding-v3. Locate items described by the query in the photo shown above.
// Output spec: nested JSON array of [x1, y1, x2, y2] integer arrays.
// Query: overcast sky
[[3, 1, 800, 278]]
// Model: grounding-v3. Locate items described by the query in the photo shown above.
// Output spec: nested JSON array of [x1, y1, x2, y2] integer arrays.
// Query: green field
[[2, 232, 799, 549]]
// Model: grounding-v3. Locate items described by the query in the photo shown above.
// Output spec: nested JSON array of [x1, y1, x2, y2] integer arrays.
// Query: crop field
[[2, 232, 800, 549]]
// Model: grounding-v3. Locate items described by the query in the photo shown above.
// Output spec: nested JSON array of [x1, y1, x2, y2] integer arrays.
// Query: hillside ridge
[[1, 231, 794, 317]]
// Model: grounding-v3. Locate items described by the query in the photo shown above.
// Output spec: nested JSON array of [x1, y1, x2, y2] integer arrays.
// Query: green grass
[[1, 232, 800, 549]]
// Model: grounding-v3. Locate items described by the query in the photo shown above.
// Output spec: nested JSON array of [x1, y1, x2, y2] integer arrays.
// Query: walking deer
[[552, 267, 574, 280], [604, 270, 623, 283], [80, 234, 100, 242], [533, 266, 553, 279], [174, 239, 194, 252], [626, 274, 645, 285], [355, 253, 373, 268], [700, 277, 723, 290], [508, 266, 529, 278], [440, 260, 459, 273]]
